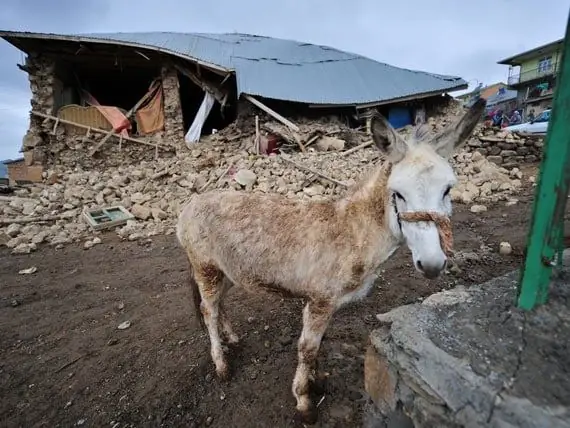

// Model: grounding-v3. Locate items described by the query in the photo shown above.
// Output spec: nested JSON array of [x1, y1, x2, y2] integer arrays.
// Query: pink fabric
[[80, 89, 131, 137]]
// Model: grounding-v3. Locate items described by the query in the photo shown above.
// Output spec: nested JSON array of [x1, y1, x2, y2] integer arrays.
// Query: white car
[[504, 109, 550, 135]]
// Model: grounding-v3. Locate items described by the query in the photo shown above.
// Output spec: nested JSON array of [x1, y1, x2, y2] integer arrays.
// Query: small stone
[[18, 266, 38, 275], [84, 240, 94, 250], [11, 299, 20, 307], [499, 242, 512, 256], [303, 184, 325, 197], [117, 320, 131, 330], [6, 223, 22, 237], [470, 204, 487, 213], [107, 338, 118, 346], [92, 237, 102, 245], [151, 207, 168, 220], [12, 243, 35, 254], [131, 204, 151, 220], [234, 169, 257, 186]]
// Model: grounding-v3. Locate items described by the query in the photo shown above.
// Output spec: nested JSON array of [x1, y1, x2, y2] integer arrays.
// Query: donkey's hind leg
[[194, 263, 229, 380], [218, 277, 239, 345]]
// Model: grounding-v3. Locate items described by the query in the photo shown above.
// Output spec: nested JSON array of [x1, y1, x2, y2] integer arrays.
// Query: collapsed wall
[[15, 56, 186, 175]]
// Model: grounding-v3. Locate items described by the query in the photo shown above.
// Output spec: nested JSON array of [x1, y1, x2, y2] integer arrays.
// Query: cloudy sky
[[0, 0, 568, 160]]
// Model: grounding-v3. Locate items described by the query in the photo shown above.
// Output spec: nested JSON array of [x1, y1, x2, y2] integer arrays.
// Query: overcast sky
[[0, 0, 568, 160]]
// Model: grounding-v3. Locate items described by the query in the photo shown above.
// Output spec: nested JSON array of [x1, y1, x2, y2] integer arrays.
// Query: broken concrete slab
[[364, 251, 570, 428]]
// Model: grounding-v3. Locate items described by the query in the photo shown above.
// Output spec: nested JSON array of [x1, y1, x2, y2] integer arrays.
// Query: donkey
[[176, 98, 486, 424]]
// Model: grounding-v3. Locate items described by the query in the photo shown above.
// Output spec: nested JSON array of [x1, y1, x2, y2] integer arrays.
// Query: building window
[[538, 56, 553, 73]]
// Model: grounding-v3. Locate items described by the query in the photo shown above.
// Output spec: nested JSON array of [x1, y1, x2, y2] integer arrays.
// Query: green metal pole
[[518, 11, 570, 310]]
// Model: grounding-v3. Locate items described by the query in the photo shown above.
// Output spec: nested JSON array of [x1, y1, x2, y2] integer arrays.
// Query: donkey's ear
[[430, 98, 487, 158], [370, 113, 408, 161]]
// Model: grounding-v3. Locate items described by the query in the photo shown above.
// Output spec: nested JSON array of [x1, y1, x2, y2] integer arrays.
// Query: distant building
[[456, 82, 507, 105], [498, 38, 563, 117]]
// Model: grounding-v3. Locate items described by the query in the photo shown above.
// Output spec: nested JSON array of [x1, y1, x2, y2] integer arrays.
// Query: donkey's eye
[[394, 191, 406, 202], [443, 186, 452, 198]]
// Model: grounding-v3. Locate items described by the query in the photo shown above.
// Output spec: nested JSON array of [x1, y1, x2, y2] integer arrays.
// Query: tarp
[[80, 89, 131, 137], [185, 91, 216, 146], [135, 81, 165, 135]]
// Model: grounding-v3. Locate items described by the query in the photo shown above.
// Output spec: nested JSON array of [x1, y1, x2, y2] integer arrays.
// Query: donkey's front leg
[[292, 299, 334, 424]]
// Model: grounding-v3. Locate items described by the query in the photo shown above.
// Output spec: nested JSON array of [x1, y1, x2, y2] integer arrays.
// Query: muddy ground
[[0, 179, 562, 428]]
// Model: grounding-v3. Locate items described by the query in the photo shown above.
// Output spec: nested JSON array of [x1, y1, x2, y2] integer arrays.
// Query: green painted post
[[518, 11, 570, 310]]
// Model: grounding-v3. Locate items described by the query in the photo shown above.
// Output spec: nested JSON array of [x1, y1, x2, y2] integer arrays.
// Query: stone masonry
[[160, 64, 185, 146], [363, 252, 570, 428], [19, 54, 58, 175]]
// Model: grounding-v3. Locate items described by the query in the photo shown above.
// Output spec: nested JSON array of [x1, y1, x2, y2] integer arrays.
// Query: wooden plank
[[30, 111, 173, 151], [242, 94, 300, 132], [280, 155, 347, 188], [341, 140, 374, 156]]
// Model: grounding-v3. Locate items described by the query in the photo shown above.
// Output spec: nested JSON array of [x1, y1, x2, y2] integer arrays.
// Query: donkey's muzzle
[[416, 259, 447, 279]]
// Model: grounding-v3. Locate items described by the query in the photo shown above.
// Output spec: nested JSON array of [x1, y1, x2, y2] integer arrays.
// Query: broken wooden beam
[[0, 213, 75, 225], [280, 154, 347, 188], [243, 94, 300, 132], [174, 64, 228, 106], [30, 111, 173, 152], [341, 140, 374, 156]]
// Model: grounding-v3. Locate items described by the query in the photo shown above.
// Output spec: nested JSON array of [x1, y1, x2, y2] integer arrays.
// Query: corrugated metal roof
[[486, 89, 518, 107], [0, 30, 467, 106]]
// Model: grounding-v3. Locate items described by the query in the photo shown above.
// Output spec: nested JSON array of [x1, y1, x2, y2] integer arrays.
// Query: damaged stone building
[[0, 30, 468, 183]]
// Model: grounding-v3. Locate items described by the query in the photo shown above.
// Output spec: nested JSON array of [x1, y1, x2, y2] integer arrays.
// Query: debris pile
[[1, 134, 530, 253]]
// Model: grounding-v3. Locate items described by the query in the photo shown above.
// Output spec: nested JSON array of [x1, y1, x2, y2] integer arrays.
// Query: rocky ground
[[0, 97, 549, 426], [0, 182, 547, 428]]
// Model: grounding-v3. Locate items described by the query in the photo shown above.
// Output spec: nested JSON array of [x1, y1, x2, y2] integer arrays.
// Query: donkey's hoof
[[294, 405, 318, 425], [311, 375, 327, 395], [215, 363, 230, 382]]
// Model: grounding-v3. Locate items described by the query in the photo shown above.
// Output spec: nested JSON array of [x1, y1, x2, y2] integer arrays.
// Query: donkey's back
[[176, 188, 368, 298]]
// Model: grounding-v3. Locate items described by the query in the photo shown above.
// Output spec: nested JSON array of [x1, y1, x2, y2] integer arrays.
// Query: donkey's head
[[371, 98, 486, 279]]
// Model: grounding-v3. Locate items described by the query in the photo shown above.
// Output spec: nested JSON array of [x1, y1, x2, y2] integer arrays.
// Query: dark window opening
[[177, 71, 236, 137], [72, 64, 160, 111], [53, 60, 161, 135]]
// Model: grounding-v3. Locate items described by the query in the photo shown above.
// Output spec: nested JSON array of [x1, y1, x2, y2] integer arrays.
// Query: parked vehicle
[[504, 109, 550, 134]]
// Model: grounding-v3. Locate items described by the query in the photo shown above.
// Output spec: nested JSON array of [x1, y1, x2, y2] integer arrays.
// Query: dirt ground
[[0, 178, 557, 428]]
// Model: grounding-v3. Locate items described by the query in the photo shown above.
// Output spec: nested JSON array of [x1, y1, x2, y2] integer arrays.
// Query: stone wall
[[465, 129, 543, 169], [364, 264, 570, 428], [17, 53, 59, 180], [160, 64, 185, 146]]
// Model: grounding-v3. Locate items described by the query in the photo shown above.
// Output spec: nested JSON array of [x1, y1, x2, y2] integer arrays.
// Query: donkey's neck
[[337, 161, 398, 235]]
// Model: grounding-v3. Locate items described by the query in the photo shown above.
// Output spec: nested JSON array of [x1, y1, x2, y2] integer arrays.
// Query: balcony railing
[[507, 61, 561, 85]]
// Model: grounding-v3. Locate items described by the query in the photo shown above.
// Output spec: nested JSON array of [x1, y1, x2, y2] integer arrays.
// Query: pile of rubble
[[1, 132, 530, 254]]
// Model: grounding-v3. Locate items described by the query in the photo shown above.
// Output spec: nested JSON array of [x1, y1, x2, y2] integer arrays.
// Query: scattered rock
[[117, 321, 131, 330], [18, 266, 38, 275], [0, 99, 535, 253], [131, 204, 151, 220], [234, 169, 257, 187], [499, 242, 513, 256], [470, 204, 488, 213]]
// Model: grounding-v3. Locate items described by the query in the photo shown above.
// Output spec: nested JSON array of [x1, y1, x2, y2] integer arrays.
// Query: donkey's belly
[[337, 272, 378, 308]]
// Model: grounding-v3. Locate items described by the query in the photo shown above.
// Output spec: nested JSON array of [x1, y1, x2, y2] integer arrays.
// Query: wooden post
[[518, 12, 570, 310], [255, 115, 260, 155]]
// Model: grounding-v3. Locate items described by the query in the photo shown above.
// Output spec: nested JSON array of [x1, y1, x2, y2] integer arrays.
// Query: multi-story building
[[498, 38, 563, 117]]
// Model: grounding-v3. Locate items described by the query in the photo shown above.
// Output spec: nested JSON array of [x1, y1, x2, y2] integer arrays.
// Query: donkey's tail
[[187, 263, 206, 332]]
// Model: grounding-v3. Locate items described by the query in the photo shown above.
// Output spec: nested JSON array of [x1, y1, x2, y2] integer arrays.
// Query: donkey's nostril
[[416, 260, 423, 271]]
